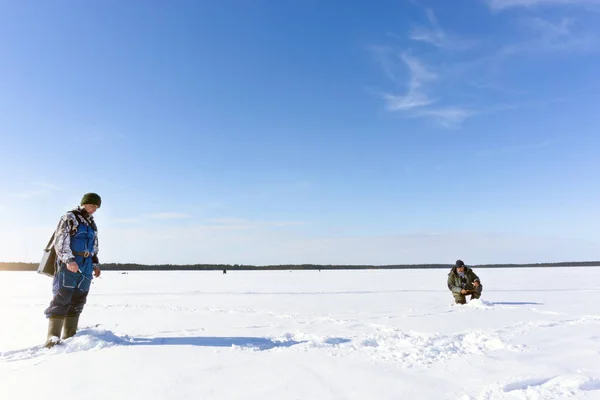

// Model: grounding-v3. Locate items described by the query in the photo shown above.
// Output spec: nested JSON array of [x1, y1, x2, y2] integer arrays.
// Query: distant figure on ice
[[223, 269, 227, 274], [43, 193, 102, 348], [447, 260, 482, 304]]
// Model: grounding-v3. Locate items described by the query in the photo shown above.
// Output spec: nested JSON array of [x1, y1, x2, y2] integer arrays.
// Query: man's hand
[[93, 265, 101, 278], [473, 281, 480, 287], [67, 262, 79, 273], [460, 289, 468, 294]]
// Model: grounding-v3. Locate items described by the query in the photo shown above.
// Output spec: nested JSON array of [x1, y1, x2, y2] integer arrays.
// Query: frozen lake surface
[[1, 267, 600, 399]]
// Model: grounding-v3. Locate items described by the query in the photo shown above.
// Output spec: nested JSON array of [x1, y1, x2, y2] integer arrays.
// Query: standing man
[[44, 193, 102, 347], [447, 260, 482, 304]]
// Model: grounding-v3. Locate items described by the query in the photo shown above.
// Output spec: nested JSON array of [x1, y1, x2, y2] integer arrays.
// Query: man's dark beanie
[[81, 193, 101, 208], [455, 259, 465, 268]]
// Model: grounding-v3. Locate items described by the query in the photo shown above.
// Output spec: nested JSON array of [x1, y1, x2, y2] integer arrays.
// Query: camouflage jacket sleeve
[[53, 212, 78, 264]]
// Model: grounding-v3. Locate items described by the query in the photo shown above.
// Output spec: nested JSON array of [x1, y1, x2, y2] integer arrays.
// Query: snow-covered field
[[1, 267, 600, 400]]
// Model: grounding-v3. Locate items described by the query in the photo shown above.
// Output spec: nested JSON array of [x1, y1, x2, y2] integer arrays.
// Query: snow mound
[[350, 328, 516, 367], [464, 299, 495, 309], [0, 327, 132, 362], [479, 374, 600, 399], [272, 332, 351, 349], [59, 327, 132, 352], [267, 328, 516, 368]]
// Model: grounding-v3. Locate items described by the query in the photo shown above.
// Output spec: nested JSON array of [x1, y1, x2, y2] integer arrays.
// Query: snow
[[1, 267, 599, 399]]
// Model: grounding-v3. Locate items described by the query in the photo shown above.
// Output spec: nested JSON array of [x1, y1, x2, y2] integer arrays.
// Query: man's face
[[83, 204, 99, 215], [457, 266, 465, 273]]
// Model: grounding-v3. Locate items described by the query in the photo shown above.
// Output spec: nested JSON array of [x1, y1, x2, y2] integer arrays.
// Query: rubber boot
[[45, 316, 64, 348], [62, 315, 80, 339]]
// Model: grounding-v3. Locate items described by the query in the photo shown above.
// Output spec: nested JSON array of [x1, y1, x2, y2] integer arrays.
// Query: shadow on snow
[[129, 336, 306, 350], [1, 329, 352, 361]]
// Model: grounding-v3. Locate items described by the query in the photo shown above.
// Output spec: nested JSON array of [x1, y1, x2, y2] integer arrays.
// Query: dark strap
[[73, 251, 93, 257], [44, 220, 62, 251], [44, 232, 55, 251]]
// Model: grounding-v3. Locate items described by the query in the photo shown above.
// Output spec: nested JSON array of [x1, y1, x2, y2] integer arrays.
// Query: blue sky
[[1, 0, 599, 265]]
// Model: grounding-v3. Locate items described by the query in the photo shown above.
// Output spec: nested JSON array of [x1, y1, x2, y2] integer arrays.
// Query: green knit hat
[[81, 193, 101, 208]]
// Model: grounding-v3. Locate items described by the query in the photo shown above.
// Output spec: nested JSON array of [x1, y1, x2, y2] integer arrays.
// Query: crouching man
[[447, 260, 482, 304]]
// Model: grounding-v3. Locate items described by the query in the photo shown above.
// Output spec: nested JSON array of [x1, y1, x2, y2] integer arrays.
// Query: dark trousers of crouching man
[[453, 284, 483, 304]]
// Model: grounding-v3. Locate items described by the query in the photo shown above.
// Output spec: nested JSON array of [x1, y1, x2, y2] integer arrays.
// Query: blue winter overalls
[[44, 221, 96, 318]]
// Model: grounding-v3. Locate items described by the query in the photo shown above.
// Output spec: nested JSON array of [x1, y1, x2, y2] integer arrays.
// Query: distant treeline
[[1, 261, 599, 272]]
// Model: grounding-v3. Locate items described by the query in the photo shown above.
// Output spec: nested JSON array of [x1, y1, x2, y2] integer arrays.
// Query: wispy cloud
[[13, 190, 45, 199], [409, 9, 476, 50], [104, 217, 144, 224], [477, 136, 563, 156], [382, 54, 437, 111], [12, 182, 61, 199], [444, 14, 596, 98], [33, 182, 62, 191], [486, 0, 600, 11], [92, 179, 158, 203], [372, 2, 597, 127], [371, 7, 479, 127], [468, 80, 530, 95], [205, 218, 307, 229], [377, 52, 472, 127], [417, 107, 475, 128], [103, 213, 190, 225], [147, 212, 191, 220], [504, 16, 598, 53], [368, 45, 406, 85]]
